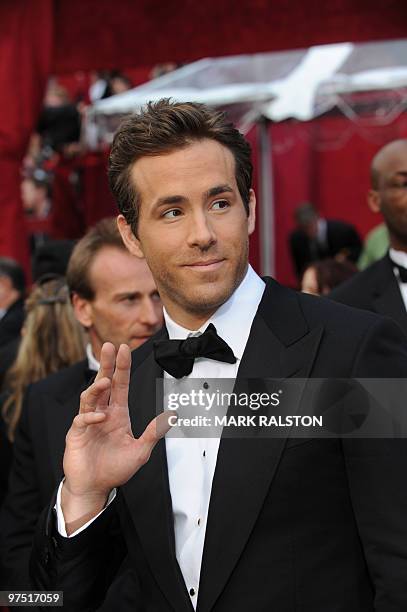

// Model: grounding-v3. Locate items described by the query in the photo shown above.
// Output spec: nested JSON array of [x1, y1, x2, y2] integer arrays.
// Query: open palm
[[63, 343, 171, 499]]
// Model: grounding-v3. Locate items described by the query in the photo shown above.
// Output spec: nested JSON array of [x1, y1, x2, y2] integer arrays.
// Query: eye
[[162, 209, 182, 219], [391, 180, 407, 189], [211, 200, 229, 210], [122, 295, 138, 304]]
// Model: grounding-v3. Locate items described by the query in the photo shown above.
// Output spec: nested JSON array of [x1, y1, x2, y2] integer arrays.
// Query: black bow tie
[[390, 259, 407, 283], [154, 323, 237, 379]]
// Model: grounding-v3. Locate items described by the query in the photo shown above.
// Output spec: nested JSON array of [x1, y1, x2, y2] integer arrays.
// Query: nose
[[186, 210, 217, 250], [139, 297, 162, 327]]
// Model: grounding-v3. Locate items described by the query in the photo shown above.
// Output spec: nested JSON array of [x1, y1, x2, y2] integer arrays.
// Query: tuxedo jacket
[[0, 407, 12, 507], [0, 337, 20, 391], [289, 219, 362, 277], [330, 253, 407, 335], [0, 298, 24, 347], [0, 359, 93, 590], [30, 279, 407, 612]]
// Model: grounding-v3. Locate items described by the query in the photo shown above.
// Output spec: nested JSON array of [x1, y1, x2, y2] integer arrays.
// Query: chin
[[129, 338, 146, 350], [185, 284, 235, 313]]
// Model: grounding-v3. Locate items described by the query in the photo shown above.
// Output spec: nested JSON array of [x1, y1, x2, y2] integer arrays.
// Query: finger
[[95, 343, 116, 382], [110, 344, 131, 407], [79, 377, 111, 414], [137, 411, 176, 461], [69, 411, 107, 436]]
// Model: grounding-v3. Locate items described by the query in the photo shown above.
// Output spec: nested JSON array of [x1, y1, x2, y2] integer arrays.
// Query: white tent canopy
[[85, 38, 407, 146], [84, 39, 407, 276]]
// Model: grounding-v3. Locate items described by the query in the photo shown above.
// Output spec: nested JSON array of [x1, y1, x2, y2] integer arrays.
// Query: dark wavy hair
[[108, 99, 253, 233]]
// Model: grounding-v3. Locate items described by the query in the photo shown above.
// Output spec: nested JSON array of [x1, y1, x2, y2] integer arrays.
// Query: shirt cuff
[[54, 479, 117, 538]]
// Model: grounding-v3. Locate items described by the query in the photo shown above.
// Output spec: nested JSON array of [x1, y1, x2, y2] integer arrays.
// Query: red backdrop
[[1, 0, 407, 267], [0, 0, 53, 267], [52, 0, 407, 73], [270, 113, 407, 286]]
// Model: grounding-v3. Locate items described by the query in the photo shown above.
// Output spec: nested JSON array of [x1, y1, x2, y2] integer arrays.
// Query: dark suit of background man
[[30, 100, 407, 611], [0, 218, 163, 590], [0, 257, 25, 348], [289, 202, 362, 279], [331, 139, 407, 335]]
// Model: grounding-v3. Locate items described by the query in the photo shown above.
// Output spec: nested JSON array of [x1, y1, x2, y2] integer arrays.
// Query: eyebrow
[[152, 184, 235, 210], [115, 289, 160, 300], [115, 291, 141, 300], [205, 184, 234, 198]]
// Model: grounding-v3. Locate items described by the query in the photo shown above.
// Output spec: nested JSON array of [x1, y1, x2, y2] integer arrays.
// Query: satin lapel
[[121, 339, 193, 612], [197, 280, 324, 612], [372, 257, 407, 331]]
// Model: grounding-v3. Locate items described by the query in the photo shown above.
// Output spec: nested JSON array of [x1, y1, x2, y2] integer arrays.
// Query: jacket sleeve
[[0, 388, 42, 589], [30, 492, 127, 612], [343, 223, 362, 263], [343, 316, 407, 611]]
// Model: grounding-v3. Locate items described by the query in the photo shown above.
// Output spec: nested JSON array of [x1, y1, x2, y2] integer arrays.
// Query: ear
[[367, 189, 381, 214], [0, 277, 7, 296], [71, 293, 93, 328], [117, 215, 145, 258], [0, 276, 11, 304], [247, 189, 256, 236]]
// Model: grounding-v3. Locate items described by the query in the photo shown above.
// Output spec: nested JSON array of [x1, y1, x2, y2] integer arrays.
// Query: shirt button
[[203, 382, 209, 389], [197, 518, 201, 526], [190, 588, 196, 597], [203, 450, 206, 457]]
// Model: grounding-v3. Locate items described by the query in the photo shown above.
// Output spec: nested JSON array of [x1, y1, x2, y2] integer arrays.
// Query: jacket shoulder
[[262, 276, 386, 341], [296, 287, 384, 332], [329, 257, 389, 305], [28, 359, 89, 397]]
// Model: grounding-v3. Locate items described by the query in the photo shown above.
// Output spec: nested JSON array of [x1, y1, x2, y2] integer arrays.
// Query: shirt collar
[[317, 218, 327, 244], [163, 265, 265, 360], [86, 343, 100, 371], [389, 247, 407, 268]]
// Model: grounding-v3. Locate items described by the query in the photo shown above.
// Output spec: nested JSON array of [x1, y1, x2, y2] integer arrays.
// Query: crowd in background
[[21, 63, 182, 264]]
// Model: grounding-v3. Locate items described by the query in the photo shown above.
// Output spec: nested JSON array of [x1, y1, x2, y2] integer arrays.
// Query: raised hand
[[61, 343, 171, 533]]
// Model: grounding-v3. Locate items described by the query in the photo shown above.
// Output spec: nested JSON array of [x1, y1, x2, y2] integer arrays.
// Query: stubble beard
[[383, 210, 407, 249], [154, 240, 249, 317]]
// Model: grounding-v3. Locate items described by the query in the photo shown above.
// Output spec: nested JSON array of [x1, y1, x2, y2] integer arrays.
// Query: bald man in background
[[331, 139, 407, 335]]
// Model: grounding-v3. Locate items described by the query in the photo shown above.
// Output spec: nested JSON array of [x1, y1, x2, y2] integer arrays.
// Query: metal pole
[[258, 117, 275, 277]]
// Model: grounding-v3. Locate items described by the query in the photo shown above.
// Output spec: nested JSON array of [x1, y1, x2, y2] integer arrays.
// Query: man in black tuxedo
[[331, 139, 407, 335], [289, 202, 362, 279], [0, 258, 25, 347], [0, 218, 162, 589], [30, 100, 407, 611]]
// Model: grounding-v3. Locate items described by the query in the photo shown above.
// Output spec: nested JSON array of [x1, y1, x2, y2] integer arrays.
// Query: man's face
[[20, 179, 44, 215], [301, 266, 319, 295], [301, 218, 318, 240], [119, 139, 256, 328], [372, 147, 407, 247], [0, 276, 16, 310], [73, 246, 163, 357]]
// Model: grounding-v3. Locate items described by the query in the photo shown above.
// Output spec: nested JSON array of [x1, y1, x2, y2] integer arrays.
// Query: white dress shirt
[[389, 248, 407, 311], [56, 265, 265, 609], [86, 342, 100, 372]]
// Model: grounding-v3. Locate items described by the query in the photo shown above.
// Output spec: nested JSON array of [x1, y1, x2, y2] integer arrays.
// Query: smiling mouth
[[184, 259, 225, 269], [133, 334, 153, 341]]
